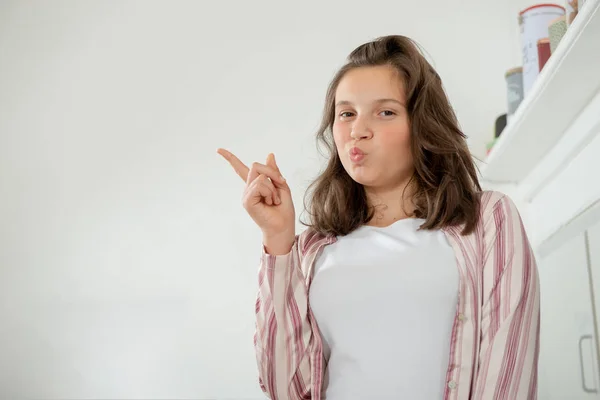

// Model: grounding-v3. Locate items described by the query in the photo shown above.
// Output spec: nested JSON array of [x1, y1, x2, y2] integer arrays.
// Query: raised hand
[[217, 149, 296, 252]]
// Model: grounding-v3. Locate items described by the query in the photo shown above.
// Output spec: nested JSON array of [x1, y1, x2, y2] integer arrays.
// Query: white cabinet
[[586, 219, 600, 389], [588, 220, 600, 324], [537, 232, 600, 399]]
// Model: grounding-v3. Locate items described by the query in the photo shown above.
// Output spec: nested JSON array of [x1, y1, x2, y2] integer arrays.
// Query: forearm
[[255, 236, 313, 399]]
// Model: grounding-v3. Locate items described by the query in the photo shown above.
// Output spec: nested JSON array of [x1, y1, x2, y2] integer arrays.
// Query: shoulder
[[476, 191, 537, 280], [443, 190, 521, 238], [479, 190, 511, 213], [478, 190, 524, 230], [475, 191, 532, 258], [297, 227, 331, 258]]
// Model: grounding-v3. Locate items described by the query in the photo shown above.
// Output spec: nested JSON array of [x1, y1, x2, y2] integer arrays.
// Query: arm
[[254, 234, 314, 400], [474, 194, 541, 400]]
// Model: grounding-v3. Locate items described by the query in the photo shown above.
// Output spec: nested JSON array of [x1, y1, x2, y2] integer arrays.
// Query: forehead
[[335, 65, 405, 101]]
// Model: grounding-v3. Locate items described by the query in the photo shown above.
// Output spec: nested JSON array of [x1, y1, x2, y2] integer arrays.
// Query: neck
[[364, 178, 416, 227]]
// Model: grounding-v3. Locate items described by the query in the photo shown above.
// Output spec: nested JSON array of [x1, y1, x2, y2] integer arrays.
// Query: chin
[[341, 158, 381, 186], [347, 169, 378, 187]]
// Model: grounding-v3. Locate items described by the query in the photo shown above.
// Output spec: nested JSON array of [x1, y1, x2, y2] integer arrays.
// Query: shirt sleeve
[[473, 194, 541, 399], [253, 233, 315, 399]]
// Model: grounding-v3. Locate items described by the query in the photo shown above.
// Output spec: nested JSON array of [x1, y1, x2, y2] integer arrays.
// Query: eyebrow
[[335, 98, 405, 108]]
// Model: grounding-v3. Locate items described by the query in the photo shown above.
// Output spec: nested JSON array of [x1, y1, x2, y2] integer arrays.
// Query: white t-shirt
[[309, 217, 459, 399]]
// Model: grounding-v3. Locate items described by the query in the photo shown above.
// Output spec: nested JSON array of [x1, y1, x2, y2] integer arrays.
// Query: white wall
[[0, 1, 525, 398]]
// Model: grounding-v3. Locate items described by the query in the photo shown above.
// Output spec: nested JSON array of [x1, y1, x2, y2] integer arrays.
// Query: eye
[[380, 110, 396, 116], [339, 111, 354, 118]]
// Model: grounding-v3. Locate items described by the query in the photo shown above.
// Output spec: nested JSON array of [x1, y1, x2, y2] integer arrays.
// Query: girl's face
[[333, 65, 413, 191]]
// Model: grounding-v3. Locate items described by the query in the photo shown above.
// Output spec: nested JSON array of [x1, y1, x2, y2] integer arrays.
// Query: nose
[[350, 119, 373, 140]]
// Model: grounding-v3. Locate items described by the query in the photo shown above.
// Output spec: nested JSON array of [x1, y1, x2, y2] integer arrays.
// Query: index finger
[[217, 148, 249, 182]]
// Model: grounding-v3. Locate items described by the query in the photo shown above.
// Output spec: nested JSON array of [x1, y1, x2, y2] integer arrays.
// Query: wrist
[[262, 230, 295, 256]]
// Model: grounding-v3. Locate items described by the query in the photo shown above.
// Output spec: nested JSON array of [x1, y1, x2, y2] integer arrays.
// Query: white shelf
[[481, 0, 600, 183]]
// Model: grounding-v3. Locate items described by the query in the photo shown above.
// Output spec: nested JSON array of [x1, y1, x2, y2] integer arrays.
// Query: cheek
[[380, 126, 411, 155], [397, 135, 413, 165], [332, 124, 349, 149]]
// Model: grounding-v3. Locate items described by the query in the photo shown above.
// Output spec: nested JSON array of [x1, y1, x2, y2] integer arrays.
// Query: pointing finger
[[217, 148, 249, 182]]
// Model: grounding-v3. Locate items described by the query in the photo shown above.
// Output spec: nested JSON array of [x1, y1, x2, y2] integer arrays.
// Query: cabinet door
[[537, 232, 600, 399], [586, 220, 600, 390]]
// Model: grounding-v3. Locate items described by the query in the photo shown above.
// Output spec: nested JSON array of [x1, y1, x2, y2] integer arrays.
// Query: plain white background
[[0, 0, 545, 398]]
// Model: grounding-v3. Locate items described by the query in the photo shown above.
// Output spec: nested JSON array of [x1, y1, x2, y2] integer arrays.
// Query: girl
[[218, 34, 539, 400]]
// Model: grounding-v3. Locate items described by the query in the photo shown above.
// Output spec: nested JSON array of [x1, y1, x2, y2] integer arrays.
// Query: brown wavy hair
[[300, 34, 481, 236]]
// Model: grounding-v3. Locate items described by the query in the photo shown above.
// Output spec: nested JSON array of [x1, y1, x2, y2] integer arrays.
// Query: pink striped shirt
[[254, 190, 540, 399]]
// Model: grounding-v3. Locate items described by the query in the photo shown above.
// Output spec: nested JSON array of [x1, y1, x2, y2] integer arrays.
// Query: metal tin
[[537, 38, 552, 71], [505, 67, 524, 120], [519, 4, 566, 95], [548, 15, 568, 53]]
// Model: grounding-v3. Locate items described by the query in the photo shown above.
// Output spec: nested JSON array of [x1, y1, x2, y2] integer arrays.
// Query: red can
[[537, 38, 551, 71]]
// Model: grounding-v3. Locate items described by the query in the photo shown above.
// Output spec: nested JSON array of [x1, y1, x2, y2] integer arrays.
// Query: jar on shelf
[[566, 0, 579, 25], [548, 15, 568, 53], [519, 4, 566, 95], [538, 38, 551, 71], [505, 67, 524, 122]]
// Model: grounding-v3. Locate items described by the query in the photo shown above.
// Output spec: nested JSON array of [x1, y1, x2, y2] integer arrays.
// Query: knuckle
[[246, 183, 258, 195], [243, 188, 252, 198], [257, 174, 267, 182]]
